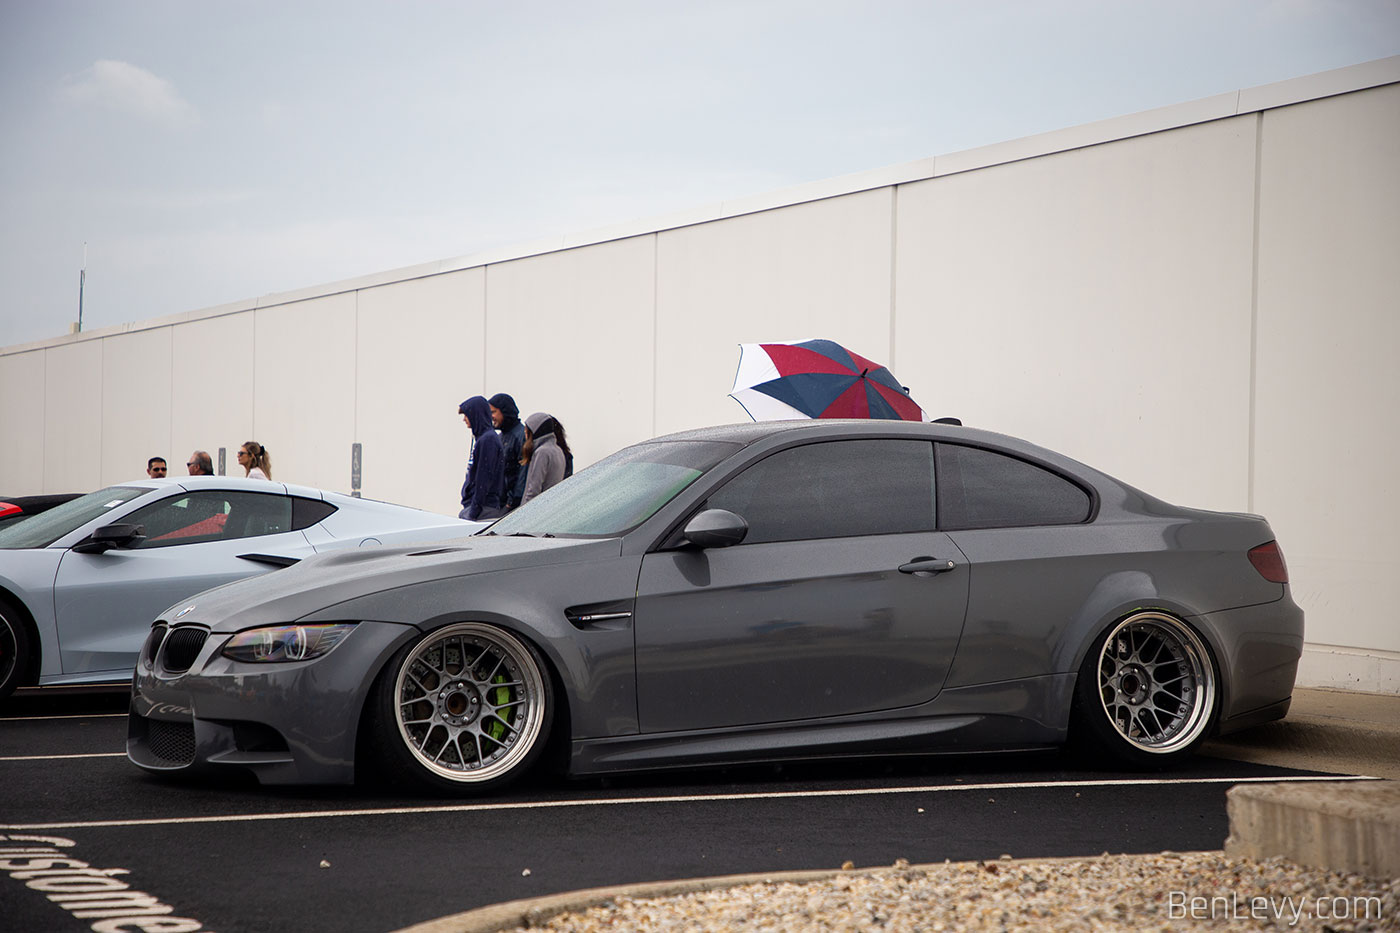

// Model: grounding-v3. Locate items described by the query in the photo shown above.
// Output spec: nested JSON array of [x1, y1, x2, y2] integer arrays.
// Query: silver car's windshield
[[0, 486, 149, 549], [487, 440, 739, 537]]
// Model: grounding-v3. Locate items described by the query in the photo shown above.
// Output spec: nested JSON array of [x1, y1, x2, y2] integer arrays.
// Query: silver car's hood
[[161, 535, 621, 633]]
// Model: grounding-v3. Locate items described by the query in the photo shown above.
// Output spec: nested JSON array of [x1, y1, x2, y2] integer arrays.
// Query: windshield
[[488, 440, 739, 537], [0, 486, 150, 549]]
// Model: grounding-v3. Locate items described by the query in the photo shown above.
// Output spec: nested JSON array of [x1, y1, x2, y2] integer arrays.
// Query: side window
[[936, 443, 1091, 530], [128, 491, 294, 548], [705, 439, 935, 544], [291, 497, 337, 530]]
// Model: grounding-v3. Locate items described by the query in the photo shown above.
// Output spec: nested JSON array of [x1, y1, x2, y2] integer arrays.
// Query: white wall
[[0, 350, 46, 494], [1252, 83, 1400, 662], [485, 236, 658, 472], [355, 269, 485, 516], [655, 190, 897, 435], [171, 311, 255, 479], [893, 117, 1259, 512], [2, 60, 1397, 691]]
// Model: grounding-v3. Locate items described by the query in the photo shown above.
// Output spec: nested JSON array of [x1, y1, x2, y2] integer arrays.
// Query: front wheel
[[1072, 611, 1218, 769], [0, 601, 34, 700], [362, 622, 553, 794]]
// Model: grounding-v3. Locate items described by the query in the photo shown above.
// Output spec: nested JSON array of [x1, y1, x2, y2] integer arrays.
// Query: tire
[[1071, 610, 1218, 769], [362, 622, 553, 794], [0, 600, 34, 700]]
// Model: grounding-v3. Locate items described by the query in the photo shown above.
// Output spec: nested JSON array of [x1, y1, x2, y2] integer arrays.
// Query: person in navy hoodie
[[489, 392, 527, 511], [458, 396, 506, 520]]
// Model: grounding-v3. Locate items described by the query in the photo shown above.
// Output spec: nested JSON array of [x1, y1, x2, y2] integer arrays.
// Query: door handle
[[898, 556, 957, 575]]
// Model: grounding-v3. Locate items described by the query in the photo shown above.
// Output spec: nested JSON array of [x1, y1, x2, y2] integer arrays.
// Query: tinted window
[[705, 439, 935, 544], [0, 486, 149, 549], [292, 497, 337, 530], [126, 491, 294, 548], [488, 440, 739, 537], [936, 443, 1091, 529]]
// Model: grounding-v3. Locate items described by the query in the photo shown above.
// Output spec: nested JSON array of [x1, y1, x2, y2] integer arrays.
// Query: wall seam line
[[1247, 111, 1264, 515], [889, 185, 899, 371], [652, 233, 659, 437]]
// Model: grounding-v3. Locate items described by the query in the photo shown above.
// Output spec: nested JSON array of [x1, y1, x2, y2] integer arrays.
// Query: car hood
[[160, 534, 622, 634]]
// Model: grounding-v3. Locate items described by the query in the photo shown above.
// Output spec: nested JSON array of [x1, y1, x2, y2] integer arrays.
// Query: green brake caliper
[[487, 674, 511, 743]]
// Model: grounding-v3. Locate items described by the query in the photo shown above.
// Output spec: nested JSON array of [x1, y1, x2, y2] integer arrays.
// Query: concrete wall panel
[[893, 117, 1259, 512], [42, 340, 104, 494], [0, 351, 46, 493], [99, 327, 174, 485], [171, 311, 256, 477], [1253, 84, 1400, 654], [251, 293, 357, 492], [654, 190, 896, 435], [483, 237, 657, 470], [355, 269, 484, 514]]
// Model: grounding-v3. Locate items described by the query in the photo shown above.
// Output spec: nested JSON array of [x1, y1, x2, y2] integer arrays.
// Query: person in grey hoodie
[[521, 412, 567, 505]]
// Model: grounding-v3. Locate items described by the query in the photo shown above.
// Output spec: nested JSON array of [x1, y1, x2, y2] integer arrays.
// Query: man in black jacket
[[489, 392, 527, 511]]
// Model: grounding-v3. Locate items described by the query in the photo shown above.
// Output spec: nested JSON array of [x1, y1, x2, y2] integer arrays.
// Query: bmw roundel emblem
[[175, 605, 196, 619]]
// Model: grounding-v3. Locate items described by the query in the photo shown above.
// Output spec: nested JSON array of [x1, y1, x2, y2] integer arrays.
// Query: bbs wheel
[[1073, 611, 1218, 768], [364, 622, 552, 794]]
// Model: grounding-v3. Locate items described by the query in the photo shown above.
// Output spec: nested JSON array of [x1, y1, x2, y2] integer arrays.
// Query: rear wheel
[[362, 622, 552, 794], [0, 601, 34, 700], [1072, 611, 1218, 768]]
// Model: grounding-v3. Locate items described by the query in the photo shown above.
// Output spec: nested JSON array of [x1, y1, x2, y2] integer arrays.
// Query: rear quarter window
[[936, 443, 1092, 529]]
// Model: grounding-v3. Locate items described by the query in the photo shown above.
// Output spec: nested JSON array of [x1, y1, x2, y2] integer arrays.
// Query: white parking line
[[0, 712, 127, 722], [0, 752, 127, 761], [0, 773, 1377, 831]]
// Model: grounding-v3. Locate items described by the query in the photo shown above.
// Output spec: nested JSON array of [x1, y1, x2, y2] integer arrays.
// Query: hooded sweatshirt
[[459, 396, 506, 520], [489, 392, 527, 509], [521, 411, 567, 505]]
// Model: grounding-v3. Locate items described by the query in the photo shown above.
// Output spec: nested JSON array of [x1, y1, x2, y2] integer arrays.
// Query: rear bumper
[[1215, 696, 1292, 737], [1197, 595, 1304, 726]]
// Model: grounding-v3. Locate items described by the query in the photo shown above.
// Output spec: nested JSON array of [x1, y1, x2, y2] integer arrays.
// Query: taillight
[[1248, 541, 1289, 583]]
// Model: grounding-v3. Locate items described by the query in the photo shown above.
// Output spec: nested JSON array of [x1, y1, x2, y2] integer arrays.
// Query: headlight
[[221, 624, 356, 663]]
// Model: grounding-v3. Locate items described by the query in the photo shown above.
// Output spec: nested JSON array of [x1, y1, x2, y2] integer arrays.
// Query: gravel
[[505, 853, 1398, 932]]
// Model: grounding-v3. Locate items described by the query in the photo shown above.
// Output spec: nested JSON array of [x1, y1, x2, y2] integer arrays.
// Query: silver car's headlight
[[221, 623, 356, 663]]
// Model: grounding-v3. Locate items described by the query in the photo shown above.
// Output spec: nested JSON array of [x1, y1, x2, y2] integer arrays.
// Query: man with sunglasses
[[186, 450, 214, 476]]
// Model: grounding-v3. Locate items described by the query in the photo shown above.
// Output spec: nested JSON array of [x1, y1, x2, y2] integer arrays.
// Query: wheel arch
[[353, 611, 575, 781], [1051, 569, 1236, 741], [0, 587, 42, 688], [1068, 606, 1226, 762]]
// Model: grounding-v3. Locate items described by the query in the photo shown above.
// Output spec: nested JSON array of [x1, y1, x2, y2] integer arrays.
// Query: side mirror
[[72, 523, 147, 554], [681, 509, 748, 549]]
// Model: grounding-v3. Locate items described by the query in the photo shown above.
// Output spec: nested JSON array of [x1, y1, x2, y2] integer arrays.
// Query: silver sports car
[[0, 477, 476, 698], [127, 421, 1302, 792]]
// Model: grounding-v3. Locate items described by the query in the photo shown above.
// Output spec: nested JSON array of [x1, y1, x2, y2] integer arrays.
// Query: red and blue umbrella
[[729, 339, 926, 422]]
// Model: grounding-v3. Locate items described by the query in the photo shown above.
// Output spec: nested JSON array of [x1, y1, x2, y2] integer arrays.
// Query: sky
[[1, 0, 1397, 350]]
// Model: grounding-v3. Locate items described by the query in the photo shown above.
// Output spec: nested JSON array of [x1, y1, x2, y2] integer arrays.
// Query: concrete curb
[[388, 853, 1217, 933], [1225, 779, 1400, 878]]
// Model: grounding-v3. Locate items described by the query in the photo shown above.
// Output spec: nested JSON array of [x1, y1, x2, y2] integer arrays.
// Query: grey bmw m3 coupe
[[128, 420, 1302, 793]]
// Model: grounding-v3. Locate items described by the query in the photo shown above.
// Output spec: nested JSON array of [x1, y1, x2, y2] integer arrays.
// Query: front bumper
[[127, 619, 417, 785]]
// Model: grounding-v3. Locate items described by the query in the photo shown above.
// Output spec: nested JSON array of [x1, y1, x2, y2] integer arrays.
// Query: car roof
[[646, 419, 1136, 495], [647, 418, 1034, 453]]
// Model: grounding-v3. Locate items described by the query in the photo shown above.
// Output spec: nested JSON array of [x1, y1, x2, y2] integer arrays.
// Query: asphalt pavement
[[0, 686, 1392, 933]]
